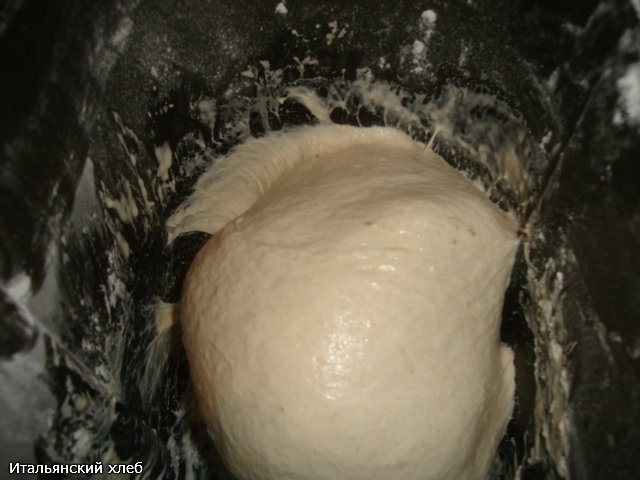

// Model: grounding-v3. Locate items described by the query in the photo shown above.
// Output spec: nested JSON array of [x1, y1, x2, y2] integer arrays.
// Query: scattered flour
[[614, 61, 640, 127], [410, 9, 438, 73], [631, 0, 640, 20], [326, 20, 339, 45], [275, 1, 288, 16], [412, 40, 426, 56], [420, 9, 438, 41]]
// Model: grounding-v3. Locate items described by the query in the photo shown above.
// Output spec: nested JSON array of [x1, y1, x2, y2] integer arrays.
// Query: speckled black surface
[[1, 0, 639, 479]]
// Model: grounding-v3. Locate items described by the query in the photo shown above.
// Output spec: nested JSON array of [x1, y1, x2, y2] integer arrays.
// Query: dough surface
[[177, 125, 518, 480]]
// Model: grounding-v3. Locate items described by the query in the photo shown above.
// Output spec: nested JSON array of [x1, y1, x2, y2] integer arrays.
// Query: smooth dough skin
[[178, 125, 519, 480]]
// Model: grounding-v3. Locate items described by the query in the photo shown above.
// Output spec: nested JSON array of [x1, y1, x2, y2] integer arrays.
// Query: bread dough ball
[[178, 125, 518, 480]]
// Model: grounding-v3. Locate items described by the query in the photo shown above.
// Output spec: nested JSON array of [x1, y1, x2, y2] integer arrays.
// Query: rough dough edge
[[166, 125, 451, 243]]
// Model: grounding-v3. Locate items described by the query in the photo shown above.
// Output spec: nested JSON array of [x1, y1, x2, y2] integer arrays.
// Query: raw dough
[[176, 125, 518, 480]]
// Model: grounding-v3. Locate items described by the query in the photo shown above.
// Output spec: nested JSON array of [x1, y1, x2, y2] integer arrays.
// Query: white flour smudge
[[420, 9, 437, 42], [275, 1, 288, 16], [614, 61, 640, 127]]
